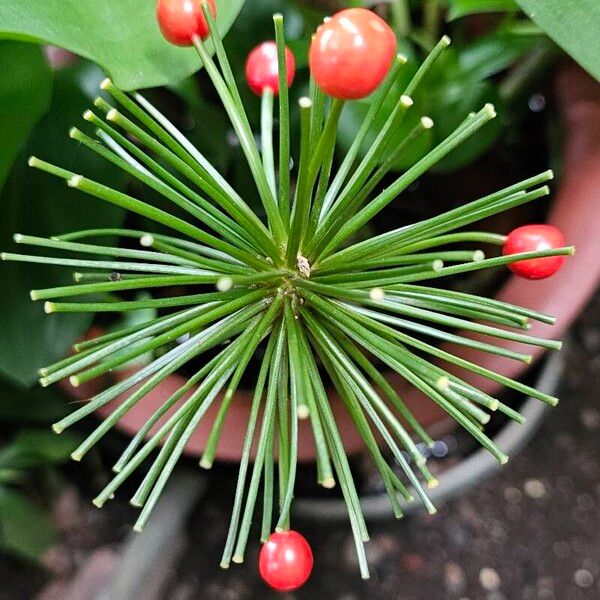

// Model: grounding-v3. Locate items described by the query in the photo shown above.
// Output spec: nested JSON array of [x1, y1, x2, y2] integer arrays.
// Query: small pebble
[[479, 567, 501, 591], [573, 568, 594, 588], [444, 562, 466, 594], [580, 408, 600, 430], [524, 479, 546, 499], [504, 486, 522, 504]]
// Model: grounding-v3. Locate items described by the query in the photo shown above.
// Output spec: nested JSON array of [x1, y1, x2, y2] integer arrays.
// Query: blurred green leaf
[[514, 0, 600, 81], [0, 42, 52, 190], [0, 430, 79, 470], [0, 62, 126, 387], [447, 0, 519, 20], [0, 378, 67, 423], [0, 486, 55, 561], [0, 0, 245, 90]]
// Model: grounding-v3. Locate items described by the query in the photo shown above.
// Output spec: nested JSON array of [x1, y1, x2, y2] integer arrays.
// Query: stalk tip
[[273, 12, 283, 22], [219, 561, 230, 569], [28, 156, 39, 167], [400, 95, 413, 107], [92, 498, 104, 508], [298, 96, 313, 109], [140, 234, 154, 247], [199, 458, 213, 470], [428, 478, 439, 489], [52, 423, 63, 434], [231, 555, 244, 564], [321, 477, 336, 489], [397, 53, 408, 64], [217, 276, 233, 292], [433, 259, 444, 272], [44, 301, 55, 313], [421, 116, 434, 129], [106, 108, 119, 122], [297, 404, 310, 419], [441, 34, 451, 46], [499, 454, 509, 465], [71, 451, 83, 462], [473, 250, 485, 262], [83, 109, 95, 121], [13, 233, 23, 243], [436, 376, 450, 390], [484, 103, 497, 118], [133, 523, 144, 532], [369, 287, 385, 301], [545, 169, 554, 180], [69, 376, 80, 388], [30, 290, 39, 301], [68, 175, 84, 188], [100, 78, 112, 91]]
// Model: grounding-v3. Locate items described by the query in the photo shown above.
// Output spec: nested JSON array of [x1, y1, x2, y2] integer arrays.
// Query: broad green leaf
[[0, 63, 126, 387], [514, 0, 600, 81], [0, 486, 55, 561], [0, 0, 246, 90], [447, 0, 519, 21], [0, 42, 52, 190]]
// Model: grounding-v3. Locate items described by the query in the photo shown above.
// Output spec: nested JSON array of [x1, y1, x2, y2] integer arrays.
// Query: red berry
[[503, 224, 566, 279], [245, 42, 296, 96], [259, 531, 313, 592], [309, 8, 397, 99], [157, 0, 216, 46]]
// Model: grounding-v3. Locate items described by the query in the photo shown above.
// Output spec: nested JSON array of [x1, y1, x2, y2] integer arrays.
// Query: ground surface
[[1, 291, 599, 600]]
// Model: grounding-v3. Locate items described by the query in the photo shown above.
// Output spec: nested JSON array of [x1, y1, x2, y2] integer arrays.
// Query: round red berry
[[157, 0, 216, 46], [245, 42, 296, 96], [309, 8, 397, 99], [503, 224, 566, 279], [259, 531, 313, 592]]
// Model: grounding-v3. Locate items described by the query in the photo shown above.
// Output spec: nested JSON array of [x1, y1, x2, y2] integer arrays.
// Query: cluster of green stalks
[[1, 10, 573, 579]]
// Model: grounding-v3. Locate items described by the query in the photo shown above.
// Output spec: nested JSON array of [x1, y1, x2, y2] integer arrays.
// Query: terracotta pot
[[64, 64, 600, 462]]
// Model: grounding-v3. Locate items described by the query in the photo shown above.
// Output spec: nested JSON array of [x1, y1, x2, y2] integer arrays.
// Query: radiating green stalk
[[232, 322, 285, 563], [70, 127, 256, 254], [1, 251, 214, 278], [70, 293, 269, 387], [331, 297, 558, 406], [52, 301, 266, 433], [221, 332, 275, 567], [320, 56, 406, 220], [41, 303, 215, 386], [56, 228, 245, 266], [261, 421, 275, 541], [275, 303, 300, 531], [298, 283, 535, 360], [303, 310, 436, 513], [296, 326, 334, 488], [310, 95, 414, 252], [89, 106, 273, 257], [193, 29, 286, 248], [303, 334, 370, 579], [314, 105, 498, 261], [200, 296, 283, 468], [13, 234, 197, 268], [306, 99, 345, 200], [286, 97, 313, 266], [261, 88, 277, 197], [274, 13, 291, 221], [320, 171, 553, 268], [28, 157, 270, 270], [113, 351, 225, 473], [132, 369, 234, 529], [141, 235, 251, 275]]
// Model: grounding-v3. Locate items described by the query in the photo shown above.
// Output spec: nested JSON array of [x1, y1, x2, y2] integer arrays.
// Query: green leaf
[[0, 486, 55, 561], [0, 42, 52, 190], [0, 0, 246, 90], [0, 377, 68, 423], [0, 429, 80, 470], [447, 0, 519, 21], [0, 62, 126, 387], [514, 0, 600, 81]]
